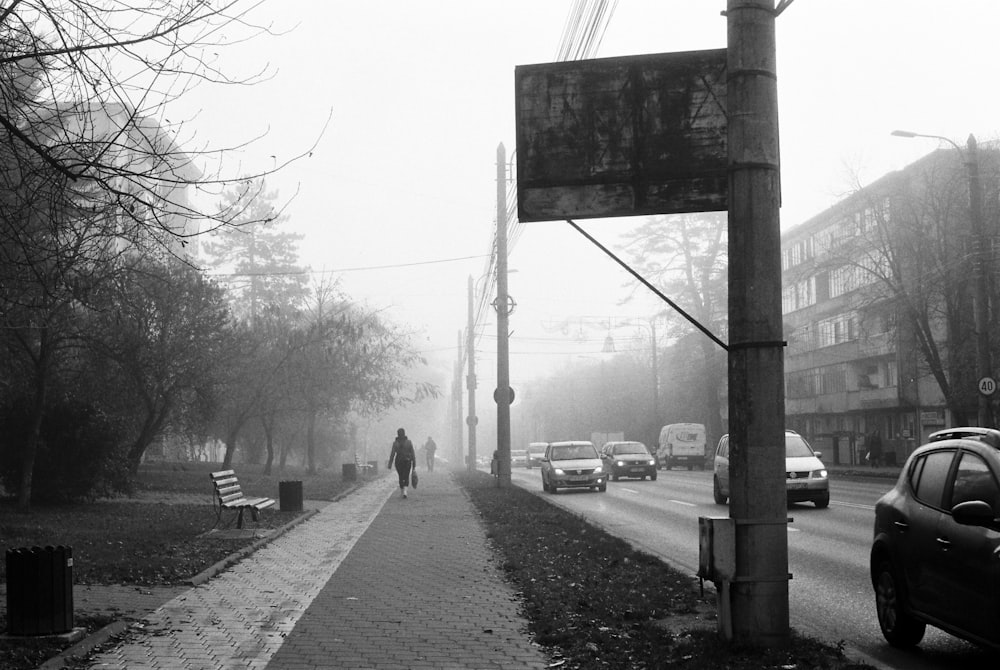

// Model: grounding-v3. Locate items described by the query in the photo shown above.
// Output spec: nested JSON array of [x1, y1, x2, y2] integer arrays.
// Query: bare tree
[[804, 147, 1000, 424], [620, 212, 729, 443], [1, 1, 314, 244]]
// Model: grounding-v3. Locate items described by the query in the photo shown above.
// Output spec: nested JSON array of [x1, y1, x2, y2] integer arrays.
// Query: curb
[[188, 507, 319, 586], [36, 620, 129, 670]]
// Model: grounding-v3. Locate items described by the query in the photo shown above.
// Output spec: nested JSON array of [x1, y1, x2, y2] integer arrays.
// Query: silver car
[[540, 441, 607, 493]]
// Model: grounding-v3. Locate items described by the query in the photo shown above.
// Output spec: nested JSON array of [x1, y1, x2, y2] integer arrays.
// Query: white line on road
[[831, 500, 875, 511], [669, 499, 696, 507], [620, 487, 639, 494]]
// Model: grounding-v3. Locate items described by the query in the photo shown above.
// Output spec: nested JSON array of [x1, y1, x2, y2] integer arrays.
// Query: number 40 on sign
[[978, 376, 997, 396]]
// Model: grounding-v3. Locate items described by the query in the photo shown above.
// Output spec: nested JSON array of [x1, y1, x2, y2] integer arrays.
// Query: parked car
[[713, 430, 829, 508], [870, 428, 1000, 651], [540, 441, 606, 493], [511, 449, 529, 468], [657, 423, 707, 470], [600, 441, 657, 481], [526, 442, 548, 468]]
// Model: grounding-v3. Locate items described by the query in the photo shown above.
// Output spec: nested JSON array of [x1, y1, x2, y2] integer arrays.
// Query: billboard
[[515, 49, 727, 222]]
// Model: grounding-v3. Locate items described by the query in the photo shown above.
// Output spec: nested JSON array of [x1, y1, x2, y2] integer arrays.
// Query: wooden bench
[[210, 470, 275, 530]]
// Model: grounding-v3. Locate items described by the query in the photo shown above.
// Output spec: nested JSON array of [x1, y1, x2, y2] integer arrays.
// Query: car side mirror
[[952, 500, 997, 527], [813, 451, 823, 459]]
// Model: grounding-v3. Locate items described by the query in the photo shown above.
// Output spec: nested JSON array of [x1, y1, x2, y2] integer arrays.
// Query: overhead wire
[[465, 0, 618, 366]]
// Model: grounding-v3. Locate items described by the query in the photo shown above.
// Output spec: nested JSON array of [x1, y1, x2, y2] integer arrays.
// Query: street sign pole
[[726, 0, 790, 646]]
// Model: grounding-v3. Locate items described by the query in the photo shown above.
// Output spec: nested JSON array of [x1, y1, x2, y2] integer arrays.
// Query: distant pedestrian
[[867, 429, 883, 468], [423, 436, 437, 471], [388, 428, 416, 498]]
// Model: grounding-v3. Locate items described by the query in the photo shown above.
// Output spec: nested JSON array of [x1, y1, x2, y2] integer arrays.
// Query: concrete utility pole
[[726, 0, 789, 646], [466, 275, 478, 471], [453, 330, 464, 467], [966, 135, 994, 429], [495, 143, 512, 488]]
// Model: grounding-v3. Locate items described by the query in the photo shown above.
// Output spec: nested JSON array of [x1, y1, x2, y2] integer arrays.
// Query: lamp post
[[892, 130, 993, 428]]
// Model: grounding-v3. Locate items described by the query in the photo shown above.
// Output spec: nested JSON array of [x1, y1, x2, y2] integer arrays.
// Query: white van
[[657, 423, 707, 470]]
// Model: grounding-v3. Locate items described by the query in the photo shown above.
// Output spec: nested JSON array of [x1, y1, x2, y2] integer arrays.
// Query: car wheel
[[650, 472, 657, 481], [874, 559, 925, 648], [713, 476, 728, 504], [815, 492, 830, 508]]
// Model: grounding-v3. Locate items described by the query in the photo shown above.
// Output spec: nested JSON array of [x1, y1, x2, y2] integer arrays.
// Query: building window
[[819, 364, 847, 394], [817, 313, 858, 347]]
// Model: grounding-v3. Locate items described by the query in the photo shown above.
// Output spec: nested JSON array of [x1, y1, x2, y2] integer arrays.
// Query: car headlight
[[553, 468, 565, 475], [594, 465, 603, 473], [616, 460, 625, 467], [647, 460, 655, 466], [812, 469, 828, 479]]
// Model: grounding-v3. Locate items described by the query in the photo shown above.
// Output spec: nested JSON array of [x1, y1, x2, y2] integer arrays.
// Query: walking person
[[423, 436, 437, 472], [867, 428, 883, 468], [388, 428, 416, 498]]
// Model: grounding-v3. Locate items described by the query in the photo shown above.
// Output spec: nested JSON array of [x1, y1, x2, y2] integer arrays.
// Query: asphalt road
[[503, 465, 998, 670]]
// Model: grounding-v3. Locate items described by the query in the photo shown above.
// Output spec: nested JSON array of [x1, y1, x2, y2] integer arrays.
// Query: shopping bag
[[411, 471, 419, 488]]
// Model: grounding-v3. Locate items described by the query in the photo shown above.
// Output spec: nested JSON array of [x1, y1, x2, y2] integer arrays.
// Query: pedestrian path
[[83, 470, 549, 669]]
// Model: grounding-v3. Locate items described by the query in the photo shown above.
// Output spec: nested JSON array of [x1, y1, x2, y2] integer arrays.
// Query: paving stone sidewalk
[[74, 471, 549, 669]]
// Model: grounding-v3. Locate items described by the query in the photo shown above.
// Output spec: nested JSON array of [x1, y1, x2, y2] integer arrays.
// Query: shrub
[[0, 397, 131, 503]]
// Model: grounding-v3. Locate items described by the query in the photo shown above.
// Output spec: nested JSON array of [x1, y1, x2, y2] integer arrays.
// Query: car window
[[784, 434, 815, 458], [949, 451, 1000, 511], [551, 444, 596, 460], [614, 444, 648, 455], [674, 431, 701, 442], [910, 449, 955, 508], [717, 437, 728, 457]]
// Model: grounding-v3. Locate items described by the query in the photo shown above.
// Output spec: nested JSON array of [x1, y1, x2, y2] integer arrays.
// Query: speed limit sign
[[978, 376, 997, 396]]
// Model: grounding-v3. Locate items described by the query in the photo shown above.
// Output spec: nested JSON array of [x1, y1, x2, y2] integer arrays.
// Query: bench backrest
[[210, 470, 247, 505]]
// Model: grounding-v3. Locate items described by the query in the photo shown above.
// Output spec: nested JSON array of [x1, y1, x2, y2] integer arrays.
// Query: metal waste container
[[342, 462, 357, 481], [279, 480, 303, 512], [5, 545, 74, 635]]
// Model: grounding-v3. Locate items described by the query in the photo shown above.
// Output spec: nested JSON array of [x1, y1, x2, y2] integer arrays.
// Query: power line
[[208, 253, 487, 277]]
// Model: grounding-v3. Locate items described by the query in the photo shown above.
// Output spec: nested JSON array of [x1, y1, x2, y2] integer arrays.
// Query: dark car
[[870, 427, 1000, 650], [600, 441, 657, 481]]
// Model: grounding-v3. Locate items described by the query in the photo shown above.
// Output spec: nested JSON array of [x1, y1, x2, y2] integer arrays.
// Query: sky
[[177, 1, 1000, 418]]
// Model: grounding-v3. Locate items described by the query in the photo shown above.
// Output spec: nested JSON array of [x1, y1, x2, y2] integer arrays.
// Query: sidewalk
[[61, 470, 550, 670]]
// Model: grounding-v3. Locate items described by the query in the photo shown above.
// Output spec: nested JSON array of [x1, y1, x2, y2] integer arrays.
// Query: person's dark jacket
[[388, 437, 415, 468]]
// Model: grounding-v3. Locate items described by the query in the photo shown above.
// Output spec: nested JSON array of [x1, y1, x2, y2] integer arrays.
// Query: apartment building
[[780, 146, 999, 466]]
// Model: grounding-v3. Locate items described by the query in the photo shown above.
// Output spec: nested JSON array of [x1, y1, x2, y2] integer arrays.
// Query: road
[[503, 466, 998, 670]]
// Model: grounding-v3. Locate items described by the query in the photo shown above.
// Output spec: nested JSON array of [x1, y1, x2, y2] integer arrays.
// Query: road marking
[[669, 499, 696, 507], [620, 487, 639, 494], [831, 500, 875, 511]]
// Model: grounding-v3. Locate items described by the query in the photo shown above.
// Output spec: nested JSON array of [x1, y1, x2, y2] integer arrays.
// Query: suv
[[601, 441, 657, 481], [540, 441, 606, 493], [713, 430, 829, 508], [870, 428, 1000, 650]]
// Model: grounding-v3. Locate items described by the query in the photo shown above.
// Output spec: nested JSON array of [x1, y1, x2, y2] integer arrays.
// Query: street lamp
[[892, 130, 993, 427]]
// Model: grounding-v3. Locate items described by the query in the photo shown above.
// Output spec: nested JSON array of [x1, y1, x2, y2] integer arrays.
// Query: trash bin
[[279, 480, 303, 512], [342, 463, 357, 481], [5, 545, 74, 635]]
